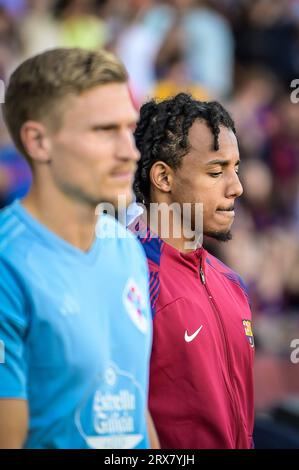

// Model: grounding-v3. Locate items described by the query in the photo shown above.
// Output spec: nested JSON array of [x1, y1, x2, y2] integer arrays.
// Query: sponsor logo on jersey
[[75, 363, 145, 449]]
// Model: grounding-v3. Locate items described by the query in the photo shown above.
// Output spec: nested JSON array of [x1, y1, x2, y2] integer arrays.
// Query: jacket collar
[[130, 216, 207, 270]]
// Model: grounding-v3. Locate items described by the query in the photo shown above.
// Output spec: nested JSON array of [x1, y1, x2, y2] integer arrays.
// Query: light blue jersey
[[0, 201, 152, 449]]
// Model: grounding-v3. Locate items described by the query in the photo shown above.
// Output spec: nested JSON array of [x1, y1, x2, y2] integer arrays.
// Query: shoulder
[[128, 218, 164, 270], [206, 252, 249, 299], [98, 214, 148, 267], [0, 202, 23, 234], [0, 202, 27, 259]]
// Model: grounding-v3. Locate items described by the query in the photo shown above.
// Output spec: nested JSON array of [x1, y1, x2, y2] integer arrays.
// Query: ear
[[20, 121, 52, 164], [149, 161, 174, 195]]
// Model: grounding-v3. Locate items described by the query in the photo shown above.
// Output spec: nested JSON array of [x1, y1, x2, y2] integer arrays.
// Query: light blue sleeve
[[0, 259, 28, 399]]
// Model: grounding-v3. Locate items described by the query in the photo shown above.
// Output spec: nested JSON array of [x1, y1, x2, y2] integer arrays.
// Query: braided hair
[[134, 93, 236, 204]]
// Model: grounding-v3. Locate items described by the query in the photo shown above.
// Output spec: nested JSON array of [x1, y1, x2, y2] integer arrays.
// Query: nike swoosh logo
[[184, 325, 203, 343]]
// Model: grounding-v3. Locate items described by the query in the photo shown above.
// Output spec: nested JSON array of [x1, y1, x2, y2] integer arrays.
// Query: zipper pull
[[199, 266, 206, 285]]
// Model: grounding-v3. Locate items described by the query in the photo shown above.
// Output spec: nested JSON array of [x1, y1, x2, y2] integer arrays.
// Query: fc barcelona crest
[[242, 320, 254, 348]]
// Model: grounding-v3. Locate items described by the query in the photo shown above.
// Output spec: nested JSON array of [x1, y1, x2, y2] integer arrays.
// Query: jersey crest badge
[[123, 279, 148, 334], [243, 319, 254, 348]]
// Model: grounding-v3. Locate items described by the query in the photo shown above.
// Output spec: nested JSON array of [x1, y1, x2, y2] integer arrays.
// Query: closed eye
[[92, 125, 117, 132], [209, 168, 239, 178]]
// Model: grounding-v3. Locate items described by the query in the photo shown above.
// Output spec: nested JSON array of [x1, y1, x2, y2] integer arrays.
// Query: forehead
[[186, 120, 239, 164], [60, 82, 138, 126]]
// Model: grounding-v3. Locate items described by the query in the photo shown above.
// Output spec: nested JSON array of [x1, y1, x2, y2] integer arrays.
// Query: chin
[[104, 191, 133, 208], [205, 229, 233, 242]]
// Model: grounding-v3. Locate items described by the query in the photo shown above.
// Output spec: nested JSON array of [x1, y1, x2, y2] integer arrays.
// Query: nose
[[116, 128, 140, 162], [225, 171, 243, 199]]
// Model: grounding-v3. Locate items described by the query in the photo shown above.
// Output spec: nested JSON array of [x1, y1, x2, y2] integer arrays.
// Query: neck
[[143, 204, 201, 253], [22, 179, 97, 252]]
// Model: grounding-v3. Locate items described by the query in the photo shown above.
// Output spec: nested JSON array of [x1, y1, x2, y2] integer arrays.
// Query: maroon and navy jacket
[[131, 219, 254, 449]]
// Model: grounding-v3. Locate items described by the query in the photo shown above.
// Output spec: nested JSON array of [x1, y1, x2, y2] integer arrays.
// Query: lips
[[110, 168, 135, 181], [217, 206, 235, 212], [216, 207, 235, 217], [110, 165, 136, 176]]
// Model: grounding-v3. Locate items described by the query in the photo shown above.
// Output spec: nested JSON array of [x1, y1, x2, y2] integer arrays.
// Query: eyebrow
[[206, 159, 240, 167], [91, 123, 119, 130], [91, 120, 137, 131]]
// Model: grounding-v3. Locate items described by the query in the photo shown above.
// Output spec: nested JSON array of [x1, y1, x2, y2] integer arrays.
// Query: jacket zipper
[[199, 262, 241, 447]]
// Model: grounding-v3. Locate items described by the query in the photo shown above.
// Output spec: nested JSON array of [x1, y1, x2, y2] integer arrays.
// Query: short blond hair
[[2, 48, 128, 158]]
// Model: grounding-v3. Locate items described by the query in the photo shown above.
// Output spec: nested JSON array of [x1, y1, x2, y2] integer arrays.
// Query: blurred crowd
[[1, 0, 299, 441]]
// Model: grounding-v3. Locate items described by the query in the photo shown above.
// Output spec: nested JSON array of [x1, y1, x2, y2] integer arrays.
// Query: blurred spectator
[[0, 6, 22, 79], [0, 111, 31, 208], [113, 0, 234, 103], [0, 118, 31, 208], [235, 0, 299, 87], [53, 0, 107, 49], [152, 50, 211, 101], [228, 67, 282, 157], [0, 0, 26, 18], [154, 0, 234, 98], [264, 97, 299, 220], [20, 0, 61, 59], [112, 0, 171, 103], [0, 144, 32, 208]]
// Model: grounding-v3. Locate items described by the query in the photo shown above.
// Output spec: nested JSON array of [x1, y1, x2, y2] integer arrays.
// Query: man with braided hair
[[129, 93, 254, 449]]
